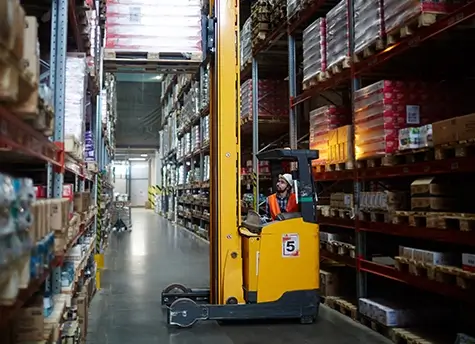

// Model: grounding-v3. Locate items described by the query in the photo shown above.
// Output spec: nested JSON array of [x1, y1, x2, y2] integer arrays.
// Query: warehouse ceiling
[[115, 76, 162, 149]]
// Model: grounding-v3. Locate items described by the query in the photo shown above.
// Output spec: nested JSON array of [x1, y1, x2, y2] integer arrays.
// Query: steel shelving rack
[[246, 0, 475, 339], [0, 0, 108, 328]]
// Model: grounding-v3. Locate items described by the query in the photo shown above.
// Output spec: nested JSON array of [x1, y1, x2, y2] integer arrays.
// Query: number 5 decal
[[282, 234, 300, 257]]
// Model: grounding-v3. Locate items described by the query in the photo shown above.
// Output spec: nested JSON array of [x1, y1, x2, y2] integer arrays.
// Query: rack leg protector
[[167, 289, 320, 328]]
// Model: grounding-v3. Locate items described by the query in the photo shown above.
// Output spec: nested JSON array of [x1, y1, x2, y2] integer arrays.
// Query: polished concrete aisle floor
[[87, 209, 391, 344]]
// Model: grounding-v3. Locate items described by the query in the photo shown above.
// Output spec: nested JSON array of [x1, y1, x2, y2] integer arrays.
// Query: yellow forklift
[[160, 0, 321, 328]]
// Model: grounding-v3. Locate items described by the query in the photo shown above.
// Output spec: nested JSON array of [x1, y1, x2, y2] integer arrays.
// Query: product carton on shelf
[[11, 294, 44, 342], [462, 253, 475, 272], [240, 18, 252, 69], [410, 177, 455, 211], [240, 79, 289, 119], [302, 18, 326, 88], [309, 105, 348, 166], [104, 0, 203, 60]]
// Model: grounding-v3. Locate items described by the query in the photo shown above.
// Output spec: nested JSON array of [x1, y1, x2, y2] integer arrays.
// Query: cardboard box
[[410, 177, 451, 197], [456, 113, 475, 142], [320, 269, 339, 297], [12, 295, 44, 342], [462, 253, 475, 272], [411, 197, 455, 211], [432, 118, 457, 145]]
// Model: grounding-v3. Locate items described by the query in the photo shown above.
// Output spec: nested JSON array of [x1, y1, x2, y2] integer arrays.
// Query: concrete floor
[[87, 208, 391, 344]]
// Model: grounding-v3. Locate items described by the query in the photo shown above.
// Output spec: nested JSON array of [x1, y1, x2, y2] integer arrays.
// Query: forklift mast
[[208, 0, 242, 305]]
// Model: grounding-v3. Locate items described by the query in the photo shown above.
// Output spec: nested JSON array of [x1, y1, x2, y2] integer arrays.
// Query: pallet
[[391, 328, 449, 344], [356, 147, 434, 168], [386, 12, 443, 46], [359, 315, 393, 338], [393, 211, 475, 231], [324, 296, 358, 321], [434, 139, 475, 160], [353, 38, 385, 63], [324, 240, 356, 258], [103, 50, 202, 73], [327, 57, 351, 75], [329, 207, 354, 220], [325, 160, 354, 172], [359, 210, 393, 223], [394, 257, 463, 285], [302, 71, 326, 90]]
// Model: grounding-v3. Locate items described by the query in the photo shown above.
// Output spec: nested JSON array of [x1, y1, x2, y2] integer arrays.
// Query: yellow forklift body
[[241, 219, 320, 303]]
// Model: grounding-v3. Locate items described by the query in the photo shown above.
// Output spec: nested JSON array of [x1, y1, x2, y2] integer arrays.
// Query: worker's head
[[276, 173, 293, 192]]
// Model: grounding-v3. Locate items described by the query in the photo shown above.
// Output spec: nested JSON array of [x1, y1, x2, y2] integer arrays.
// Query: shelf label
[[282, 233, 300, 257], [406, 105, 420, 124]]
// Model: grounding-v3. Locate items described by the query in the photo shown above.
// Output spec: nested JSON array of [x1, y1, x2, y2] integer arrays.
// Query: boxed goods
[[326, 0, 349, 71], [462, 253, 475, 272], [309, 105, 347, 166], [65, 54, 87, 147], [199, 64, 210, 109], [354, 0, 383, 55], [302, 18, 326, 87], [240, 79, 289, 119], [398, 124, 432, 151], [327, 125, 353, 164], [105, 0, 202, 59]]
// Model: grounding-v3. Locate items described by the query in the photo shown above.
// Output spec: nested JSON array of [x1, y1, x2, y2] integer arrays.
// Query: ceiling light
[[129, 157, 146, 161], [154, 75, 163, 80], [140, 154, 148, 157]]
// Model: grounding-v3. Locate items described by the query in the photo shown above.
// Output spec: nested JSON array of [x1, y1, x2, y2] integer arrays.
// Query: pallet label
[[282, 233, 299, 257]]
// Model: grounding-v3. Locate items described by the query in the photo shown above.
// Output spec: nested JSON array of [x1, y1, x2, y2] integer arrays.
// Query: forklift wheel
[[168, 298, 202, 328], [163, 283, 191, 294]]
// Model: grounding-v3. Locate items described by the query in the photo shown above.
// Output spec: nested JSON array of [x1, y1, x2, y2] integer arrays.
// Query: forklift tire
[[163, 283, 191, 294], [300, 315, 317, 324], [168, 298, 202, 328]]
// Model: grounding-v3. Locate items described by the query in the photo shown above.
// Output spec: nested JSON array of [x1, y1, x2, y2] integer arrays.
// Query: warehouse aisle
[[87, 209, 391, 344]]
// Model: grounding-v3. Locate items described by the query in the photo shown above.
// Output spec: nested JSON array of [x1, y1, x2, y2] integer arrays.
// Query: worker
[[265, 173, 298, 220]]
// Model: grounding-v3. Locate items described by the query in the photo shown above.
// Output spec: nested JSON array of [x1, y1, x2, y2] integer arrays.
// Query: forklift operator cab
[[161, 149, 320, 328], [239, 149, 320, 307]]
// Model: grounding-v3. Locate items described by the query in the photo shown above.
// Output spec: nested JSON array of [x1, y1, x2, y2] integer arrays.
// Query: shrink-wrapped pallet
[[240, 79, 288, 119], [354, 0, 383, 55], [287, 0, 301, 19], [240, 18, 252, 70], [105, 0, 202, 58], [309, 106, 347, 166], [303, 18, 326, 87], [65, 54, 87, 144], [326, 0, 349, 70], [384, 0, 454, 36]]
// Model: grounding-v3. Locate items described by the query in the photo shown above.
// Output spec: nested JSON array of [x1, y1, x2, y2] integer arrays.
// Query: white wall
[[130, 161, 149, 207], [114, 164, 128, 195]]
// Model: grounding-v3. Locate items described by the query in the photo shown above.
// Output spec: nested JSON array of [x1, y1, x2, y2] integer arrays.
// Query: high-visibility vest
[[268, 193, 298, 220]]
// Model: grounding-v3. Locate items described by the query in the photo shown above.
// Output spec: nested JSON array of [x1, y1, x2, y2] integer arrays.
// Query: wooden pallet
[[324, 296, 358, 321], [353, 38, 385, 63], [386, 12, 444, 46], [391, 328, 449, 344], [359, 316, 393, 338], [394, 257, 461, 285], [103, 50, 202, 72], [359, 210, 393, 223], [324, 240, 356, 258], [434, 139, 475, 160], [302, 71, 326, 90], [356, 147, 434, 168], [329, 207, 354, 220], [325, 160, 354, 172], [393, 211, 475, 231], [327, 57, 351, 75]]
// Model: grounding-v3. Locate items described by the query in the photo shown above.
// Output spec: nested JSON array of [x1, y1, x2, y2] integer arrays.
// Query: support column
[[49, 0, 69, 295], [251, 58, 259, 210]]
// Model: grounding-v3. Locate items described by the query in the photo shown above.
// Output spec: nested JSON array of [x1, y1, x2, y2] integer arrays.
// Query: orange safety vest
[[268, 193, 298, 220]]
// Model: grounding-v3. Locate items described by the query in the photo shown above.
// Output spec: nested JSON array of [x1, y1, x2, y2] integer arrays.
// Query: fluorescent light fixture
[[140, 154, 148, 157], [128, 157, 146, 161], [154, 75, 163, 80]]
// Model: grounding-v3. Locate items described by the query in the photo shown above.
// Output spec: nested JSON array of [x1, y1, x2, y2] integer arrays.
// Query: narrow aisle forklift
[[161, 0, 321, 328]]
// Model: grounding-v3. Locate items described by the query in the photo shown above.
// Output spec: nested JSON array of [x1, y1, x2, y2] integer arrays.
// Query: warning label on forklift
[[282, 234, 300, 257]]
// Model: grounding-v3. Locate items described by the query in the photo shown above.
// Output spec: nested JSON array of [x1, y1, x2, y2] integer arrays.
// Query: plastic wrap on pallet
[[326, 0, 349, 69], [309, 105, 347, 165], [65, 54, 87, 144], [354, 0, 383, 54], [303, 18, 326, 84], [384, 0, 453, 35], [240, 79, 289, 119], [182, 81, 199, 125], [287, 0, 301, 19], [240, 18, 252, 69], [203, 155, 210, 181], [105, 0, 202, 56], [202, 115, 210, 142]]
